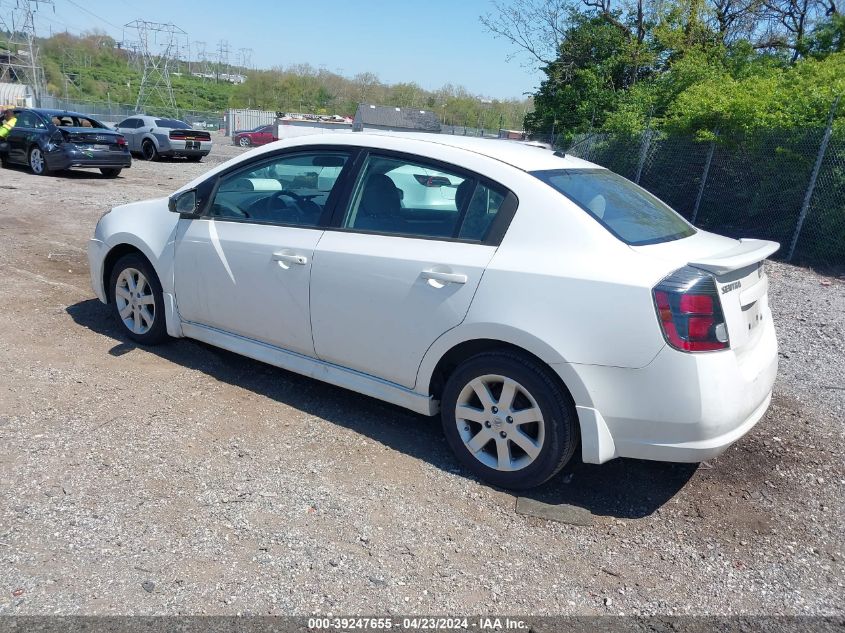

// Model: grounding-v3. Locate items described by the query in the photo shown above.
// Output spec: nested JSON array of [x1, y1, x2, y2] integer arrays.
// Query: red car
[[232, 124, 277, 147]]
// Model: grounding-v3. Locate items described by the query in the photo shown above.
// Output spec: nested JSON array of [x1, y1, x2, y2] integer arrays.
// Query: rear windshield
[[50, 114, 106, 129], [155, 119, 191, 129], [531, 168, 695, 245]]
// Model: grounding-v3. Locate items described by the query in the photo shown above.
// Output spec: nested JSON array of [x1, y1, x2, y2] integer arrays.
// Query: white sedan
[[88, 132, 779, 489]]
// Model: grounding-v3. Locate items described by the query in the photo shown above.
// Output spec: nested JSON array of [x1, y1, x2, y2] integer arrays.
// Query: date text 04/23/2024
[[307, 617, 529, 630]]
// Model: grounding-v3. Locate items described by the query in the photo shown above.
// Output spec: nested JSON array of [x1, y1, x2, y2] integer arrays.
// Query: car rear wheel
[[441, 351, 578, 490], [238, 136, 251, 147], [100, 168, 122, 178], [141, 140, 159, 161], [109, 253, 168, 345], [28, 147, 51, 175], [186, 155, 202, 162]]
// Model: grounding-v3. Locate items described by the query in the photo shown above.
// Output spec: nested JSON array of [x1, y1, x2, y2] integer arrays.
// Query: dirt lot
[[0, 135, 843, 616]]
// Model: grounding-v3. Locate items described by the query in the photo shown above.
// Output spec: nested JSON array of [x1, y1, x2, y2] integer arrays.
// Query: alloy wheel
[[29, 148, 45, 174], [114, 267, 155, 335], [454, 374, 546, 472], [239, 137, 251, 147]]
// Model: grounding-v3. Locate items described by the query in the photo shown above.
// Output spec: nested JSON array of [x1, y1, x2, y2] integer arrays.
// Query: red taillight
[[116, 136, 127, 146], [653, 267, 729, 353]]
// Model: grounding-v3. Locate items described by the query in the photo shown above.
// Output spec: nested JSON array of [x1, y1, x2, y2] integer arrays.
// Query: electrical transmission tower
[[216, 39, 229, 82], [192, 41, 209, 78], [0, 0, 54, 105], [238, 47, 253, 71], [124, 19, 186, 114]]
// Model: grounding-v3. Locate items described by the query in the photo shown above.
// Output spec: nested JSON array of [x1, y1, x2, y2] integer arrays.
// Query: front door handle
[[272, 252, 308, 265], [421, 270, 468, 285]]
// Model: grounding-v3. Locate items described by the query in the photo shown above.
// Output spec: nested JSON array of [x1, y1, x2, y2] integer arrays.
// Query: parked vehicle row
[[0, 109, 215, 177], [87, 132, 779, 489]]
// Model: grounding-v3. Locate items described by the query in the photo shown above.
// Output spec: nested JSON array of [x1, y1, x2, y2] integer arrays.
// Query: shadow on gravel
[[524, 457, 697, 519], [67, 298, 697, 520], [1, 163, 124, 179]]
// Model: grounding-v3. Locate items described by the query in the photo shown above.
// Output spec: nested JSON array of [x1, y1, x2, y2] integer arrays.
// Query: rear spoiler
[[689, 239, 780, 275]]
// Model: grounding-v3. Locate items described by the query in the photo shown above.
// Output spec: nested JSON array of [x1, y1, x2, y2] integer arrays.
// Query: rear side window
[[342, 154, 508, 242], [532, 168, 695, 245], [155, 119, 191, 129]]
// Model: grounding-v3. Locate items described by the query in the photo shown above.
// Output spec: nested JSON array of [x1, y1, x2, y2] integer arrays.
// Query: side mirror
[[169, 189, 199, 217]]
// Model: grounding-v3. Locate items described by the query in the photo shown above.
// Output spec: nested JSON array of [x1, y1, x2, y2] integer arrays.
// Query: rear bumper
[[566, 313, 778, 464], [47, 147, 132, 171], [160, 140, 212, 157]]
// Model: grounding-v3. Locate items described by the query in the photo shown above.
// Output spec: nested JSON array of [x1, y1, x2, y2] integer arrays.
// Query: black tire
[[100, 168, 122, 178], [186, 155, 202, 162], [440, 351, 578, 490], [28, 146, 51, 176], [108, 253, 168, 345], [141, 139, 159, 161], [238, 136, 251, 147]]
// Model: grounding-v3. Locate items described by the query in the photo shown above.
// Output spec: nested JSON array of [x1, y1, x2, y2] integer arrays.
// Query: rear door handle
[[421, 270, 468, 285], [272, 252, 308, 265]]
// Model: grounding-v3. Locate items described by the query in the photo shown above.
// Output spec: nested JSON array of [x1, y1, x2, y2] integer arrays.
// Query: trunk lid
[[633, 231, 779, 353], [61, 127, 125, 150]]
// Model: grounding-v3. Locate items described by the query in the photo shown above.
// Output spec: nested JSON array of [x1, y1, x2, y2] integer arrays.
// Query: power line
[[63, 0, 122, 31]]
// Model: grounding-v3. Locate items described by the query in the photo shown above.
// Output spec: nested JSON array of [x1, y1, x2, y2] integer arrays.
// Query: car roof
[[248, 131, 599, 173], [26, 108, 95, 118]]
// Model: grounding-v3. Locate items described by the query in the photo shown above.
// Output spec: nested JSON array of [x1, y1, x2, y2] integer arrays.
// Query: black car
[[0, 108, 132, 177]]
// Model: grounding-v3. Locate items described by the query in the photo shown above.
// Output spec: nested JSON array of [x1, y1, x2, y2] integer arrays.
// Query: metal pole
[[787, 95, 840, 262], [634, 128, 652, 184], [691, 132, 717, 225]]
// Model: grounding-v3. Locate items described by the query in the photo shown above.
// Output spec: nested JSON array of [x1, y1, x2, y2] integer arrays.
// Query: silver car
[[114, 115, 212, 162]]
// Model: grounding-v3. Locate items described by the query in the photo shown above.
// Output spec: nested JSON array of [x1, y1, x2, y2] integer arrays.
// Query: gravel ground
[[0, 135, 842, 616]]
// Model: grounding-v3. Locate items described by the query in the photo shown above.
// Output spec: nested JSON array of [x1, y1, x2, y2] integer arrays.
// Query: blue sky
[[36, 0, 544, 100]]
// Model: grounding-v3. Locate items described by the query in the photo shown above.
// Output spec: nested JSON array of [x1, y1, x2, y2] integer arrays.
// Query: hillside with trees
[[1, 30, 532, 129]]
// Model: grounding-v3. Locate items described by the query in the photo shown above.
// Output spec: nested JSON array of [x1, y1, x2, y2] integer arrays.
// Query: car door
[[115, 118, 137, 151], [7, 110, 45, 164], [173, 148, 355, 356], [309, 151, 514, 389], [258, 126, 275, 145]]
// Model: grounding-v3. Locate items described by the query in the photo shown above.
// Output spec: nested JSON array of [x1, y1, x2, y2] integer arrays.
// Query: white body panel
[[89, 132, 779, 467], [172, 219, 320, 356], [310, 231, 496, 388]]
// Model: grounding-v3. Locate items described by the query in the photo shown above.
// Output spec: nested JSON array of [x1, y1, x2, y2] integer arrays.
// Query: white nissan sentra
[[88, 133, 779, 489]]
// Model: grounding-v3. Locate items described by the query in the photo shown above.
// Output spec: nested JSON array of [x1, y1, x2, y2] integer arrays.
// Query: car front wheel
[[109, 253, 168, 345], [441, 351, 578, 490], [29, 146, 51, 175], [238, 136, 251, 147]]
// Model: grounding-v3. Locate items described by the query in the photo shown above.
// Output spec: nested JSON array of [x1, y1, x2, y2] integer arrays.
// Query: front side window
[[342, 154, 506, 241], [532, 168, 695, 245], [209, 151, 350, 227], [117, 118, 139, 128], [16, 111, 45, 129]]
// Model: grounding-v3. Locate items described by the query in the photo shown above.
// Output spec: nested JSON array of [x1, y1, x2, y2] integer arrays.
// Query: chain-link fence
[[560, 118, 844, 268], [38, 96, 225, 131]]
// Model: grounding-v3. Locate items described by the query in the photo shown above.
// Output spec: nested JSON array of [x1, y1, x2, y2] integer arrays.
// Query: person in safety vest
[[0, 109, 17, 139]]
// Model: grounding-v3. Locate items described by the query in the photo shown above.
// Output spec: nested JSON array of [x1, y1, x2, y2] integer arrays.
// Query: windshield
[[531, 168, 696, 246], [155, 119, 191, 129]]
